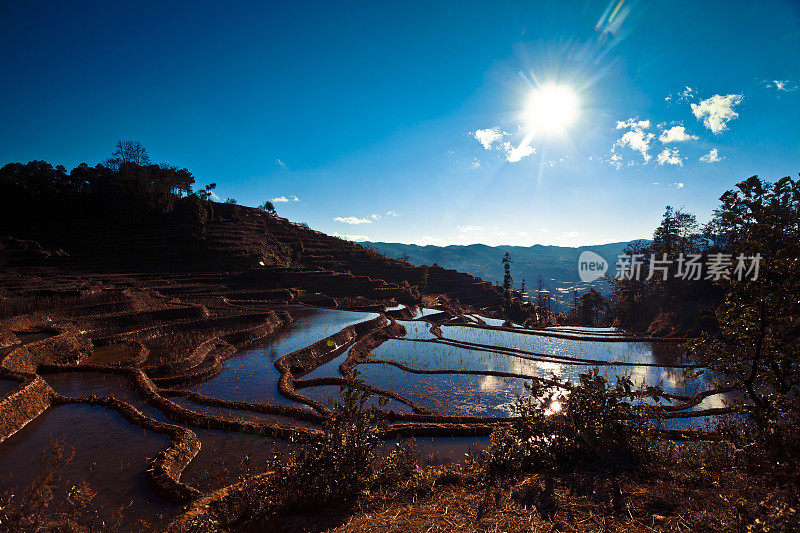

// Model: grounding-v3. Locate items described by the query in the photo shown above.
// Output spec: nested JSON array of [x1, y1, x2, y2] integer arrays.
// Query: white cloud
[[275, 158, 287, 169], [471, 158, 481, 168], [493, 230, 507, 236], [517, 231, 531, 237], [271, 196, 290, 203], [540, 228, 549, 233], [699, 148, 722, 163], [657, 147, 683, 166], [472, 127, 535, 163], [457, 225, 484, 232], [503, 142, 535, 163], [691, 94, 744, 133], [659, 125, 698, 143], [370, 213, 381, 220], [333, 232, 369, 242], [670, 182, 685, 189], [616, 118, 651, 130], [614, 129, 655, 163], [385, 210, 400, 217], [333, 216, 372, 225], [473, 128, 505, 149], [291, 195, 300, 202]]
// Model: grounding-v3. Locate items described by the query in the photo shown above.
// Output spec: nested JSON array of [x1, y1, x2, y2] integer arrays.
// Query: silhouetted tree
[[224, 198, 237, 204], [258, 201, 276, 214], [695, 175, 800, 407], [105, 141, 151, 170]]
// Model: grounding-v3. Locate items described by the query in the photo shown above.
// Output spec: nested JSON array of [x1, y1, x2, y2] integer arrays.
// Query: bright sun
[[524, 84, 579, 134]]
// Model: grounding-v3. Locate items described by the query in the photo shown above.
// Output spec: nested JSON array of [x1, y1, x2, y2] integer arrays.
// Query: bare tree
[[106, 141, 151, 169]]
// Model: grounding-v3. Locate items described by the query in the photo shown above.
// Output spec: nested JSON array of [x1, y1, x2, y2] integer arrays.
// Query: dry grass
[[287, 459, 795, 533]]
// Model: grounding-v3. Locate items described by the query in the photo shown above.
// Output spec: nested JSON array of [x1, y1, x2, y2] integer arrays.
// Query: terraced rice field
[[0, 276, 731, 529]]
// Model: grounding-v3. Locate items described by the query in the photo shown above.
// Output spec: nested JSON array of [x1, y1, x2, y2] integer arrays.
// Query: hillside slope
[[1, 200, 521, 316]]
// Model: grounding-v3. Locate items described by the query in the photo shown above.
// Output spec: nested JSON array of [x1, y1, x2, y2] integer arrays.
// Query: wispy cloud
[[291, 195, 300, 202], [691, 94, 743, 133], [385, 210, 400, 217], [670, 182, 685, 189], [333, 216, 372, 225], [657, 147, 683, 166], [658, 125, 698, 143], [517, 231, 531, 237], [370, 213, 381, 220], [699, 148, 722, 163], [613, 118, 654, 163], [665, 86, 696, 103], [457, 225, 484, 232], [762, 79, 797, 92], [275, 158, 288, 169], [333, 232, 369, 242], [472, 128, 535, 163]]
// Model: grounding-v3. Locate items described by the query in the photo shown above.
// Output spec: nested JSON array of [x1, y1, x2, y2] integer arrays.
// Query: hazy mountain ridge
[[363, 240, 648, 310]]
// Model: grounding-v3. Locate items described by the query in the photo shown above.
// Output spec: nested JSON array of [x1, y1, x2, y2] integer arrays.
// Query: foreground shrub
[[485, 369, 645, 481], [286, 377, 387, 508]]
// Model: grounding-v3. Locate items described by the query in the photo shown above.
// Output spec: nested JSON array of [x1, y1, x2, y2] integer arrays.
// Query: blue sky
[[1, 1, 798, 246]]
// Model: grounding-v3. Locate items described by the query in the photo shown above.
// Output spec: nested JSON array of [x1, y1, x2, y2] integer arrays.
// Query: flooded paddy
[[191, 306, 379, 405], [0, 404, 178, 529]]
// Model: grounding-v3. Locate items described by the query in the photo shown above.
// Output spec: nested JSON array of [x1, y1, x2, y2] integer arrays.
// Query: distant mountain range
[[364, 240, 646, 311]]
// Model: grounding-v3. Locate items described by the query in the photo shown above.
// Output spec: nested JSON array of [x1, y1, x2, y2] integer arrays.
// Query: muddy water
[[192, 307, 379, 405], [38, 371, 306, 499], [180, 430, 294, 492], [43, 371, 172, 424], [0, 379, 18, 397], [0, 404, 178, 530]]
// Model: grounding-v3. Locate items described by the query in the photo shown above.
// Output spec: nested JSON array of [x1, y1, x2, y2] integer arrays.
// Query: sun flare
[[524, 84, 579, 134]]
